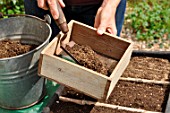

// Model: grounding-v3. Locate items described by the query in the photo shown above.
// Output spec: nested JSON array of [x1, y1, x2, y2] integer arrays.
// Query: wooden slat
[[70, 22, 131, 60], [55, 20, 74, 55], [106, 42, 133, 100], [38, 35, 59, 75], [41, 34, 59, 55], [38, 53, 43, 75], [40, 53, 110, 99], [120, 77, 170, 85]]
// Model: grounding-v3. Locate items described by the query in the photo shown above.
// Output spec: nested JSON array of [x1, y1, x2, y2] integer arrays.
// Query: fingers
[[96, 21, 117, 35], [37, 0, 66, 20], [58, 0, 65, 8], [94, 7, 102, 28], [47, 0, 59, 19], [96, 12, 108, 35], [106, 27, 117, 35], [37, 0, 48, 10], [106, 20, 117, 35], [97, 26, 106, 35], [95, 7, 107, 35], [37, 0, 58, 19]]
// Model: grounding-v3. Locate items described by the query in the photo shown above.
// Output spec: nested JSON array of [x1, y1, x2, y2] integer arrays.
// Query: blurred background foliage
[[0, 0, 169, 42], [127, 0, 170, 41], [0, 0, 24, 14]]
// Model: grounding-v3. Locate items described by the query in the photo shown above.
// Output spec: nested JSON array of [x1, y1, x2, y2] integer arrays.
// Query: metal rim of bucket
[[0, 14, 52, 61]]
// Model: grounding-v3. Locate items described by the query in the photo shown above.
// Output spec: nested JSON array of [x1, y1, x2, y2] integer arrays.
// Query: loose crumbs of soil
[[108, 81, 170, 112], [122, 56, 170, 81], [53, 101, 93, 113], [52, 87, 95, 113], [0, 39, 37, 58], [65, 43, 109, 75]]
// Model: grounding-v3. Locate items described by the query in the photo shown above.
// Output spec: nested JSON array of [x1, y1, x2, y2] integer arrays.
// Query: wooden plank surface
[[38, 35, 59, 75], [40, 53, 110, 99], [106, 42, 133, 100], [55, 20, 74, 55]]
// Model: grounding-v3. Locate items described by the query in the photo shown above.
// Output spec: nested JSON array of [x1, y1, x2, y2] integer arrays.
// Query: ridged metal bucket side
[[0, 15, 52, 109], [0, 64, 45, 109]]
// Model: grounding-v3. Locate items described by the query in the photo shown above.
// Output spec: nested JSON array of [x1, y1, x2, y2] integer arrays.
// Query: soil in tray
[[51, 87, 95, 113], [51, 81, 170, 113], [53, 104, 138, 113], [50, 88, 138, 113], [52, 101, 93, 113], [65, 43, 114, 76], [122, 56, 170, 81], [0, 39, 37, 58], [108, 80, 170, 112], [50, 87, 143, 113]]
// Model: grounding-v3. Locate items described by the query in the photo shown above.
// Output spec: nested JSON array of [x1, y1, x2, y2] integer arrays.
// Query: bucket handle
[[0, 12, 51, 25]]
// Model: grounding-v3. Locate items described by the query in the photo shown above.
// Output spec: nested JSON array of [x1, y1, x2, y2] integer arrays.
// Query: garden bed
[[122, 56, 170, 81], [108, 80, 169, 112], [44, 53, 170, 113]]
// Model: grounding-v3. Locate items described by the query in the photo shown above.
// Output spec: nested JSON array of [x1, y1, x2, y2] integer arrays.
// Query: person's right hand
[[94, 0, 120, 36], [37, 0, 65, 20]]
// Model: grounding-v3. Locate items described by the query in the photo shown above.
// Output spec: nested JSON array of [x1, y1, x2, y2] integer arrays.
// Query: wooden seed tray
[[38, 20, 133, 100]]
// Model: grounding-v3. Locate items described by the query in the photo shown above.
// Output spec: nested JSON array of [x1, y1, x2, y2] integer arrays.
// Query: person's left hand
[[94, 0, 120, 35]]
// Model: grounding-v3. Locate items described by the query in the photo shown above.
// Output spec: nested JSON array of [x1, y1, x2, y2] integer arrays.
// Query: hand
[[37, 0, 65, 19], [94, 0, 120, 35]]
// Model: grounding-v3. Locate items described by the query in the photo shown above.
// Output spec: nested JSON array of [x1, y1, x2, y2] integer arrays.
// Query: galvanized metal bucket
[[0, 15, 52, 109]]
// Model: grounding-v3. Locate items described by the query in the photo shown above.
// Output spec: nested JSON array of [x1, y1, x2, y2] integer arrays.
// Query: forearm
[[102, 0, 121, 9]]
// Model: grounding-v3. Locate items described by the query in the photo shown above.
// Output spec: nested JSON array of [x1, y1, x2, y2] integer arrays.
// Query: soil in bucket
[[0, 39, 37, 58]]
